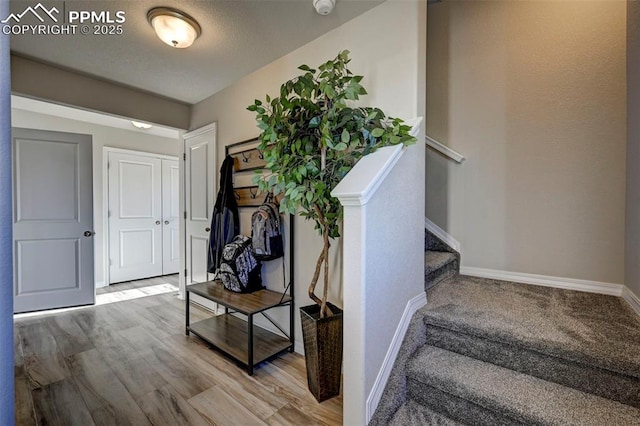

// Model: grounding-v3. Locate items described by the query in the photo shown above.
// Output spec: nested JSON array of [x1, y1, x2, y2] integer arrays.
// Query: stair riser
[[426, 230, 457, 254], [389, 400, 464, 426], [425, 325, 640, 408], [425, 260, 458, 290], [406, 380, 526, 426]]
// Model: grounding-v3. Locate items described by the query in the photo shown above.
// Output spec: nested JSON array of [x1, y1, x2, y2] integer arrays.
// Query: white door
[[12, 128, 94, 313], [162, 159, 180, 275], [108, 152, 163, 283], [184, 125, 216, 287]]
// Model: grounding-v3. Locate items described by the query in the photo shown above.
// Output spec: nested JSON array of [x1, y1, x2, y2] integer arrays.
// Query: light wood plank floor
[[14, 276, 343, 425]]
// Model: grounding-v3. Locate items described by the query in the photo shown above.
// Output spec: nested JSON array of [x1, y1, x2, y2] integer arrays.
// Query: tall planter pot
[[300, 303, 343, 402]]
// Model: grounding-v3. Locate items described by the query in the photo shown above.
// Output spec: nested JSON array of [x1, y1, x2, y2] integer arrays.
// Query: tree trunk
[[310, 204, 333, 318], [307, 246, 325, 307]]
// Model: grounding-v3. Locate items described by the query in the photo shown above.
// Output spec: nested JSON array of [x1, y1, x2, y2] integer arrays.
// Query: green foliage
[[247, 50, 416, 240]]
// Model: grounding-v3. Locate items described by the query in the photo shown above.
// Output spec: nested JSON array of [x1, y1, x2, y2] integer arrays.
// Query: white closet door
[[162, 159, 180, 275], [108, 152, 163, 283], [184, 127, 216, 286]]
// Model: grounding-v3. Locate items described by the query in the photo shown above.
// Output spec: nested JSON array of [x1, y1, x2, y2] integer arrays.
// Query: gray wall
[[0, 0, 14, 421], [426, 1, 627, 284], [11, 55, 191, 130], [626, 0, 640, 298]]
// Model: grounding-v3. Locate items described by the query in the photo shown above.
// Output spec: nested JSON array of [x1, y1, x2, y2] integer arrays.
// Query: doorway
[[12, 128, 94, 313], [106, 148, 179, 284], [182, 124, 216, 306]]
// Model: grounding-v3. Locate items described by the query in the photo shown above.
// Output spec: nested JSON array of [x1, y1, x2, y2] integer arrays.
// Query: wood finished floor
[[14, 276, 343, 425]]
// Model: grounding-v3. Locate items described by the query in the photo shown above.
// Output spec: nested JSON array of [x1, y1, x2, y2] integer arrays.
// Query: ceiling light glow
[[132, 121, 153, 129], [147, 7, 201, 49]]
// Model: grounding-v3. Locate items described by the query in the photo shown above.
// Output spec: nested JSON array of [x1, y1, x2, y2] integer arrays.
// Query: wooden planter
[[299, 303, 343, 402]]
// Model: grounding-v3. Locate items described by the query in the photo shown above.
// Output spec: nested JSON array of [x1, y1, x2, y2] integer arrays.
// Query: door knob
[[83, 231, 95, 237], [205, 227, 211, 232], [164, 220, 170, 225], [155, 220, 161, 225]]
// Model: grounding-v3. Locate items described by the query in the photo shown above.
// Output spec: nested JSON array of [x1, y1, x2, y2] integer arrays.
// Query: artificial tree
[[248, 50, 416, 319]]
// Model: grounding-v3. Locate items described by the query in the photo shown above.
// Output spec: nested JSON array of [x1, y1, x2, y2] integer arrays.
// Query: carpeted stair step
[[389, 399, 464, 426], [406, 345, 640, 426], [424, 323, 640, 408], [425, 250, 458, 290], [422, 275, 640, 408], [426, 228, 457, 253]]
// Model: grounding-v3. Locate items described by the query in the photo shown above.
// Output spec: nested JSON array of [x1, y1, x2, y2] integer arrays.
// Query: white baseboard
[[623, 286, 640, 316], [366, 292, 427, 424], [95, 281, 106, 289], [460, 266, 624, 296], [424, 217, 460, 252]]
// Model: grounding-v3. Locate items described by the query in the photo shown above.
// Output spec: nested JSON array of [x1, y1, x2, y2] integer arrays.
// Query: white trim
[[460, 266, 624, 296], [425, 135, 465, 163], [95, 281, 106, 289], [424, 217, 460, 252], [11, 95, 182, 139], [405, 117, 424, 138], [183, 122, 217, 139], [102, 148, 109, 286], [365, 292, 427, 424], [332, 118, 423, 207], [181, 123, 217, 299], [623, 286, 640, 316], [332, 145, 405, 206], [103, 146, 179, 161]]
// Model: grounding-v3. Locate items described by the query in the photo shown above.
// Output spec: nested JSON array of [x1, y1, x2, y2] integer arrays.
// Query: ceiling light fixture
[[132, 121, 153, 130], [147, 7, 201, 49]]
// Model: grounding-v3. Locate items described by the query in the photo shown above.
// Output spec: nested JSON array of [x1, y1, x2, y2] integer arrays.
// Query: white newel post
[[333, 119, 424, 425], [339, 201, 368, 425]]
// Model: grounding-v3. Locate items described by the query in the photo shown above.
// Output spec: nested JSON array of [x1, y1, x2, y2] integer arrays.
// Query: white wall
[[426, 1, 627, 284], [11, 108, 180, 287], [191, 0, 424, 352]]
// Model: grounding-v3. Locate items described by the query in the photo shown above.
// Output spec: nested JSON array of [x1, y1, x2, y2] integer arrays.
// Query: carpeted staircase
[[425, 229, 459, 291], [370, 229, 640, 425]]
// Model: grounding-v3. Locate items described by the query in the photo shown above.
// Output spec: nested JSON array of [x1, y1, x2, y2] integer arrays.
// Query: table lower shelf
[[188, 313, 292, 368]]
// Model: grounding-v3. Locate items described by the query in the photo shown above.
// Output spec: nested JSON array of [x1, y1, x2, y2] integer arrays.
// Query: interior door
[[162, 159, 180, 275], [12, 128, 94, 313], [184, 126, 216, 287], [108, 151, 163, 283]]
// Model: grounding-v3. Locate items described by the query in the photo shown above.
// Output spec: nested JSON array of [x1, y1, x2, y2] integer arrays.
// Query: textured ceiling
[[8, 0, 383, 104]]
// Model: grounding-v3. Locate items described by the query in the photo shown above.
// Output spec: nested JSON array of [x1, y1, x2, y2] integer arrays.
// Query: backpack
[[251, 195, 284, 261], [219, 235, 263, 293]]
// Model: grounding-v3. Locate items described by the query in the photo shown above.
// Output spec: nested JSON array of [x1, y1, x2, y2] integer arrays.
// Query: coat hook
[[258, 152, 264, 160], [241, 151, 249, 163], [234, 190, 241, 201], [249, 187, 257, 199]]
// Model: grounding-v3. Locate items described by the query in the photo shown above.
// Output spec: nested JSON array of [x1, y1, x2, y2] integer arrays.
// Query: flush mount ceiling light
[[147, 7, 201, 48], [132, 121, 153, 130]]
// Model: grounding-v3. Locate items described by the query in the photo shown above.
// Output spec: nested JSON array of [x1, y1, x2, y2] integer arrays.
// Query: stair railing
[[425, 135, 465, 163]]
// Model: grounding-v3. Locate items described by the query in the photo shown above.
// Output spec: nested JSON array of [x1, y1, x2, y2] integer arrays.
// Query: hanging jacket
[[207, 155, 239, 273]]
